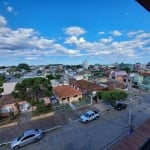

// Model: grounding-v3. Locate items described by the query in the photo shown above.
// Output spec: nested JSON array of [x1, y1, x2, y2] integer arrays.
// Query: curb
[[0, 125, 61, 147], [69, 118, 80, 123], [0, 112, 54, 129], [0, 141, 10, 147], [43, 125, 61, 133]]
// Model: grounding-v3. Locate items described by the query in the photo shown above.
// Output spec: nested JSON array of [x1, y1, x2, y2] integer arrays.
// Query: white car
[[80, 110, 99, 123]]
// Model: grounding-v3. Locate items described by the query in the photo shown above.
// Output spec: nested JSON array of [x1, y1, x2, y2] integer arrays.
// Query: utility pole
[[90, 95, 93, 105], [128, 109, 134, 134]]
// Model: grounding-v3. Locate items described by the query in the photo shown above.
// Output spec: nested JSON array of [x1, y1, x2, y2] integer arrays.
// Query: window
[[0, 106, 13, 113], [22, 134, 35, 141], [73, 95, 78, 98]]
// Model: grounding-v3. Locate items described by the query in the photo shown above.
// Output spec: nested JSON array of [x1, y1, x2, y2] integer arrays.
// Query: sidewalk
[[93, 101, 113, 113], [0, 112, 54, 129]]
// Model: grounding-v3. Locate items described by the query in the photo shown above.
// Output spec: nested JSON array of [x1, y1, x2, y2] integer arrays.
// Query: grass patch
[[0, 143, 10, 150], [52, 103, 72, 112], [72, 98, 91, 108]]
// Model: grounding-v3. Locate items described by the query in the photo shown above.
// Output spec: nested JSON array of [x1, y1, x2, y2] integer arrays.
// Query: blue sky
[[0, 0, 150, 66]]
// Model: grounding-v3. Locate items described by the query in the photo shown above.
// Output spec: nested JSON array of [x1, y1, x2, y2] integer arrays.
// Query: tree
[[0, 76, 5, 96], [17, 63, 30, 71], [97, 90, 128, 106], [46, 74, 55, 80], [123, 67, 131, 73], [13, 77, 52, 105]]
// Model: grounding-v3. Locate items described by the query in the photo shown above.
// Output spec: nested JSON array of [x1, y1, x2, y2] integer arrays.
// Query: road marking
[[0, 141, 10, 147], [69, 118, 80, 122], [43, 125, 61, 133]]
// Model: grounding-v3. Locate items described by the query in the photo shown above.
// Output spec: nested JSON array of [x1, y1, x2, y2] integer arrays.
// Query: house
[[69, 79, 106, 95], [134, 63, 141, 71], [104, 80, 128, 91], [110, 71, 127, 81], [76, 69, 92, 80], [133, 72, 150, 90], [53, 85, 82, 104], [2, 82, 17, 95], [94, 77, 108, 83], [0, 94, 31, 117]]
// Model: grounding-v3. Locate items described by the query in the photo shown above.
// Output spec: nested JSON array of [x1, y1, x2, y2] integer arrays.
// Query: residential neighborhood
[[0, 0, 150, 150], [0, 61, 150, 150]]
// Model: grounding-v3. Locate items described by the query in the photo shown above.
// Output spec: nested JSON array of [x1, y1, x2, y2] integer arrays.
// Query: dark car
[[114, 103, 127, 111]]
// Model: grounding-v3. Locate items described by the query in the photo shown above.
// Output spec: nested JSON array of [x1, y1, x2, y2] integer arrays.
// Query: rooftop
[[74, 79, 105, 92], [54, 85, 82, 99]]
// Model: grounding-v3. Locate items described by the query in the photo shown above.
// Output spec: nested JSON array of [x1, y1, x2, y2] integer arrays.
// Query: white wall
[[2, 82, 17, 95]]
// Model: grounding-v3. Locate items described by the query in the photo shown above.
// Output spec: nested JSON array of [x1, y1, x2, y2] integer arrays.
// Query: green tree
[[46, 74, 55, 80], [35, 100, 47, 114], [123, 67, 130, 73], [0, 76, 5, 96], [13, 77, 52, 105], [97, 90, 128, 106], [55, 74, 62, 79], [17, 63, 30, 71]]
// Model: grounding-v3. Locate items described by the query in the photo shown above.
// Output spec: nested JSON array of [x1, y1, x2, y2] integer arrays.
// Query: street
[[22, 98, 150, 150], [0, 89, 150, 150]]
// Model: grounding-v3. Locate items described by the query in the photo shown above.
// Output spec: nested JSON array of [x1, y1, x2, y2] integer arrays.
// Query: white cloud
[[100, 36, 113, 43], [65, 36, 86, 46], [98, 32, 105, 35], [111, 30, 122, 36], [64, 26, 86, 36], [127, 30, 144, 37], [3, 2, 17, 15], [0, 15, 150, 63], [0, 16, 7, 27], [135, 32, 150, 39], [25, 57, 40, 60], [7, 6, 17, 15], [7, 6, 13, 12]]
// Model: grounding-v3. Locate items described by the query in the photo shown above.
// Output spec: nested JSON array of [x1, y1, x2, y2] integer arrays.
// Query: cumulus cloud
[[65, 36, 86, 46], [100, 36, 113, 43], [64, 26, 86, 36], [111, 30, 122, 36], [0, 16, 7, 27], [0, 15, 150, 63], [0, 15, 80, 59], [127, 30, 144, 37]]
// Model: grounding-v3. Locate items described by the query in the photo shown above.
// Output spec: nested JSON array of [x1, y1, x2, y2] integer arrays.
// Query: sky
[[0, 0, 150, 66]]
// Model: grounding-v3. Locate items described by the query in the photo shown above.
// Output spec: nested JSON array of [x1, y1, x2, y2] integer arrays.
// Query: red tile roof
[[138, 72, 150, 77], [74, 80, 105, 92], [54, 85, 82, 99], [0, 94, 21, 105], [112, 119, 150, 150], [105, 81, 128, 90]]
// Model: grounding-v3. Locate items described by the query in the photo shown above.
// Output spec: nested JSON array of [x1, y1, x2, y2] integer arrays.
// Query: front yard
[[71, 96, 91, 108]]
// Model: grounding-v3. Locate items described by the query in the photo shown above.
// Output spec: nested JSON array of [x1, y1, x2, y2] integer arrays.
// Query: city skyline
[[0, 0, 150, 66]]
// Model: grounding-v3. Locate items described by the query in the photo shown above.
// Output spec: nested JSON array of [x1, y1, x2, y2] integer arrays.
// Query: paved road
[[21, 99, 150, 150], [0, 90, 150, 150]]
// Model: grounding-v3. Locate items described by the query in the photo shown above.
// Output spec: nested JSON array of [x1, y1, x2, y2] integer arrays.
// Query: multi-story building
[[133, 72, 150, 90]]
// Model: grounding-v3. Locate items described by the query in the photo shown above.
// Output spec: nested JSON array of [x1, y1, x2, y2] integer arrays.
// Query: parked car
[[10, 129, 43, 150], [114, 103, 127, 111], [80, 110, 99, 123]]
